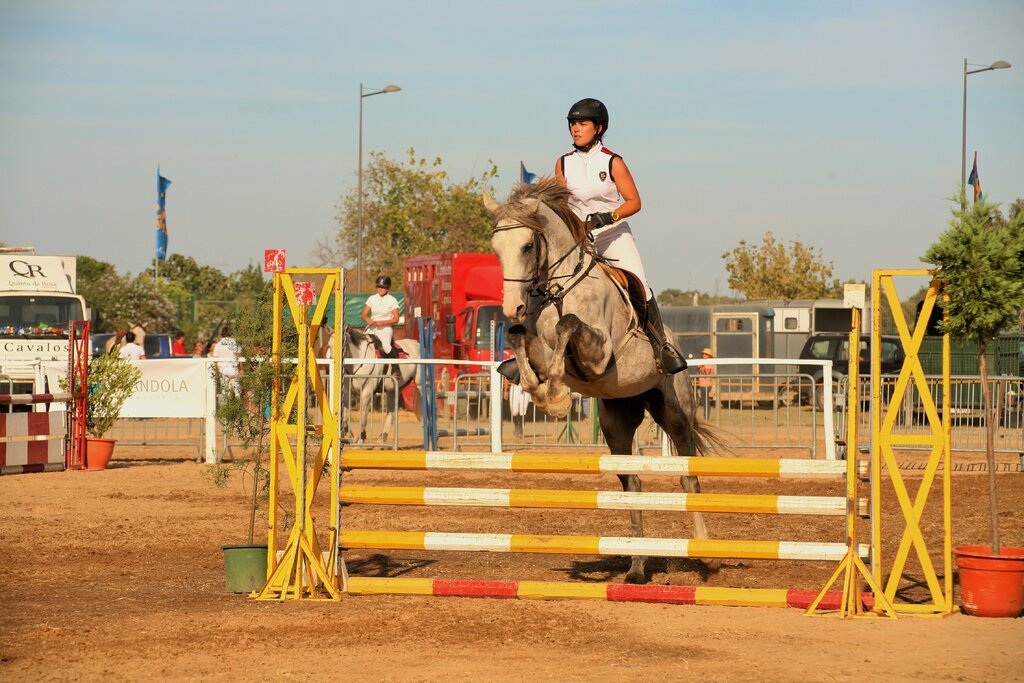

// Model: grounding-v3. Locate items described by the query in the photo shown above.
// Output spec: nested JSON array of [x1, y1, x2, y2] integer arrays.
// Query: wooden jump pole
[[340, 450, 847, 479], [340, 484, 857, 516]]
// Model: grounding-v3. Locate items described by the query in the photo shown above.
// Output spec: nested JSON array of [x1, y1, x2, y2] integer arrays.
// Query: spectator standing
[[211, 326, 242, 394], [172, 332, 189, 357], [118, 331, 146, 361], [192, 341, 206, 358], [697, 347, 715, 419]]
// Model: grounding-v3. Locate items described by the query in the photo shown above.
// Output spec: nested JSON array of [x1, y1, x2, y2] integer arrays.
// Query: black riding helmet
[[375, 275, 392, 289], [566, 98, 609, 139]]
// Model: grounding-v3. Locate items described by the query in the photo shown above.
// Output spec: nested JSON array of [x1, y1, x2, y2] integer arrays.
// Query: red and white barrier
[[0, 393, 69, 475]]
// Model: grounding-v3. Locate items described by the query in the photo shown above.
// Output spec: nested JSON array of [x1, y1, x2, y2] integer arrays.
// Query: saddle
[[598, 263, 648, 322], [368, 337, 406, 369]]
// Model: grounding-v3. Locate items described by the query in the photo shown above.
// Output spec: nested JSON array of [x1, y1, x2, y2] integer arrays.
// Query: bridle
[[492, 220, 597, 315]]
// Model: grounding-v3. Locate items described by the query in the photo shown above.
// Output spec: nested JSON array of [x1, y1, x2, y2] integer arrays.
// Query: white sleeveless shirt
[[561, 144, 621, 220]]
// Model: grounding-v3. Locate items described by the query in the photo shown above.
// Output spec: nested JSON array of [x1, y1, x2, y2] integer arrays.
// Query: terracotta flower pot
[[954, 545, 1024, 618], [84, 437, 116, 470]]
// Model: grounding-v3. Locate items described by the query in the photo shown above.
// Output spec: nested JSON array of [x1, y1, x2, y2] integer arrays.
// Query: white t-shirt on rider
[[364, 293, 399, 323], [364, 292, 399, 353]]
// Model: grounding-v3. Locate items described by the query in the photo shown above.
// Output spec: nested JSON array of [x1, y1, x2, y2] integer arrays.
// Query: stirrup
[[497, 358, 521, 384]]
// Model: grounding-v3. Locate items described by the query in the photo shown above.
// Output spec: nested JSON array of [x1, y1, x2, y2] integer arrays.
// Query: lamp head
[[383, 84, 402, 93]]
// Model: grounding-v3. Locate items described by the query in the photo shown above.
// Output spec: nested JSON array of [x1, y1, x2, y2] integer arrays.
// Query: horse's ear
[[520, 197, 541, 215], [482, 191, 499, 216]]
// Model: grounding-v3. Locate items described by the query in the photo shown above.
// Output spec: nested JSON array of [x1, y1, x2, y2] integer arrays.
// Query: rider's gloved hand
[[585, 211, 617, 230]]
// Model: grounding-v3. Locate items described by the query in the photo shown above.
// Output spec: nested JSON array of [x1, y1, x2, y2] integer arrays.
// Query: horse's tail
[[691, 417, 731, 456]]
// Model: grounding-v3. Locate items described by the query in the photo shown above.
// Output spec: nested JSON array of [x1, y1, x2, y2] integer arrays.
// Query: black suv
[[796, 333, 905, 408]]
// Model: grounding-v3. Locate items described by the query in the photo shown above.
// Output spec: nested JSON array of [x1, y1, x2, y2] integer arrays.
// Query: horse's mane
[[497, 177, 587, 243]]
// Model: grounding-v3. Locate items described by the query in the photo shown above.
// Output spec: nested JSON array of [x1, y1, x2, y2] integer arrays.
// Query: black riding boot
[[645, 297, 687, 374], [497, 357, 521, 384]]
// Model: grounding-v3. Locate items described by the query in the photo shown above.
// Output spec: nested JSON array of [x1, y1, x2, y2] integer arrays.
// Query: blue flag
[[156, 167, 172, 260], [520, 161, 537, 185], [967, 153, 982, 204]]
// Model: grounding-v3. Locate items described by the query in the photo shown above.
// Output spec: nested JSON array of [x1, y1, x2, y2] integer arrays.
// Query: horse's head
[[484, 177, 586, 323]]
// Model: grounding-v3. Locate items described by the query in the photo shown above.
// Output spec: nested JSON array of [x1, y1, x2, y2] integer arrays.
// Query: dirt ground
[[2, 443, 1022, 682]]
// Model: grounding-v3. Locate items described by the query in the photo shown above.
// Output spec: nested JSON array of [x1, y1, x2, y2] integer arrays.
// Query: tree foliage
[[317, 149, 498, 291], [77, 254, 270, 338], [722, 232, 842, 300], [78, 269, 177, 333], [923, 199, 1024, 344], [923, 195, 1024, 552], [657, 288, 738, 306]]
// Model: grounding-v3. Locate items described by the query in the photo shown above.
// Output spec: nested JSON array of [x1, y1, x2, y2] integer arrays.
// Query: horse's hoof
[[703, 558, 722, 573], [624, 570, 648, 585], [545, 393, 573, 419]]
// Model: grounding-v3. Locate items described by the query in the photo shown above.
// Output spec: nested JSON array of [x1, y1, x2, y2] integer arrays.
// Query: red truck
[[404, 253, 512, 377]]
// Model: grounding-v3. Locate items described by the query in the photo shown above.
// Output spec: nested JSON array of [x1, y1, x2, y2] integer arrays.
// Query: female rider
[[556, 98, 686, 374], [361, 275, 401, 358]]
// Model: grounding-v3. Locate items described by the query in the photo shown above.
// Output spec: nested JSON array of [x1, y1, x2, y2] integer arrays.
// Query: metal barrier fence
[[74, 355, 841, 462], [836, 374, 1024, 456], [338, 357, 836, 459]]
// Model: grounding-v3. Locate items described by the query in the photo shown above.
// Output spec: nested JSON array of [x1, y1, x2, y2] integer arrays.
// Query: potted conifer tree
[[923, 194, 1024, 617], [76, 352, 143, 469]]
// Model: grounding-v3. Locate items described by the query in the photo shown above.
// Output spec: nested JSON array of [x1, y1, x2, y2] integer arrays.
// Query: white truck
[[0, 249, 90, 394]]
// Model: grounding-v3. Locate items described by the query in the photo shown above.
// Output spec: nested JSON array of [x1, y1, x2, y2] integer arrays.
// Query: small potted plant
[[924, 193, 1024, 617], [82, 352, 142, 469], [208, 286, 293, 593]]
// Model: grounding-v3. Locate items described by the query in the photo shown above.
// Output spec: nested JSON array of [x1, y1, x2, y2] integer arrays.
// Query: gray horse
[[484, 177, 717, 584], [342, 327, 423, 443]]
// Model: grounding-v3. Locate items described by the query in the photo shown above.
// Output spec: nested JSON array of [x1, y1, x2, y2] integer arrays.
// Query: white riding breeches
[[367, 325, 393, 354], [590, 220, 652, 299]]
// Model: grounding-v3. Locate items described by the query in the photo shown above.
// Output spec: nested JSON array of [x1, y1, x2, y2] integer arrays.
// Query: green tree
[[923, 195, 1024, 552], [77, 255, 117, 283], [144, 254, 231, 298], [657, 288, 739, 306], [83, 271, 176, 333], [722, 232, 842, 300], [318, 149, 498, 291]]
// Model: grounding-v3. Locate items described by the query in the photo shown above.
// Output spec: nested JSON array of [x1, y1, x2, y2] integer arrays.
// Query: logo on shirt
[[598, 171, 607, 182]]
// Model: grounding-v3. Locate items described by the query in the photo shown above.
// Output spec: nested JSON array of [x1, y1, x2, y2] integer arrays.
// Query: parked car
[[89, 333, 181, 360], [796, 333, 905, 409]]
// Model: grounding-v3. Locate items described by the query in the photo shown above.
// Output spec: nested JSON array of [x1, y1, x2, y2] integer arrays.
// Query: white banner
[[121, 359, 208, 418]]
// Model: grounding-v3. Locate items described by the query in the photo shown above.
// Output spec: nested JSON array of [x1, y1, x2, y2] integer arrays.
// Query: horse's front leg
[[557, 313, 611, 377], [535, 315, 586, 418], [508, 326, 546, 404], [358, 380, 375, 442], [380, 377, 397, 442]]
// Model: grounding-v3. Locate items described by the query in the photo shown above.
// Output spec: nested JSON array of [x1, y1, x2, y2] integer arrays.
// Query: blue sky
[[1, 1, 1022, 296]]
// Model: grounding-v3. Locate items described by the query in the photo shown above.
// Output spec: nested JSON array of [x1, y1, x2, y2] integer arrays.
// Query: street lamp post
[[357, 83, 401, 291], [961, 59, 1010, 207]]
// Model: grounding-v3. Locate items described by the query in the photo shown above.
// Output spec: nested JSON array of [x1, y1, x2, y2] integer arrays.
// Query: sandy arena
[[1, 440, 1022, 682]]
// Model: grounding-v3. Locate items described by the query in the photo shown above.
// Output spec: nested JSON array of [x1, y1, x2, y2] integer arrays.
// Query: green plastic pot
[[222, 544, 269, 594]]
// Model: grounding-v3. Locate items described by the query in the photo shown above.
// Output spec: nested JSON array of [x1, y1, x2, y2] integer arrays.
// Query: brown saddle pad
[[598, 263, 648, 322]]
